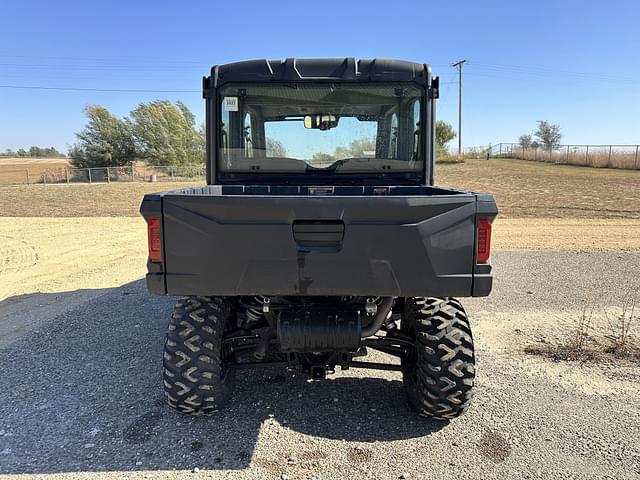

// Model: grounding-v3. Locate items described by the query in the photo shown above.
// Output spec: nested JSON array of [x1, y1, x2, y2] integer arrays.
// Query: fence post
[[534, 147, 537, 161], [636, 145, 639, 169], [566, 145, 570, 163], [43, 173, 47, 185], [170, 166, 174, 179], [107, 167, 110, 183], [499, 143, 502, 155], [26, 170, 30, 185], [131, 163, 135, 181], [88, 168, 92, 184], [585, 145, 589, 165], [66, 169, 70, 184], [608, 145, 612, 167]]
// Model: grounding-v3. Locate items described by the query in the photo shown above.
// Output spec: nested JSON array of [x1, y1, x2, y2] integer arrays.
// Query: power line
[[470, 62, 637, 83], [0, 84, 199, 93], [461, 70, 640, 87], [0, 73, 197, 82], [0, 53, 209, 66], [0, 62, 206, 71]]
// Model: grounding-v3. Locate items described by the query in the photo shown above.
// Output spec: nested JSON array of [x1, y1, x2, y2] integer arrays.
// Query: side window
[[220, 108, 229, 155], [411, 100, 421, 161], [388, 112, 399, 159], [243, 112, 253, 158]]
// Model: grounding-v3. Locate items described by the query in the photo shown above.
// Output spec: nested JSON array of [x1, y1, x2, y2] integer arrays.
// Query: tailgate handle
[[293, 220, 345, 252]]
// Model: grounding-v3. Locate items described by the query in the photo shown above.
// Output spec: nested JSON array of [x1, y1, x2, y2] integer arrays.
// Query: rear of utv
[[140, 58, 497, 420]]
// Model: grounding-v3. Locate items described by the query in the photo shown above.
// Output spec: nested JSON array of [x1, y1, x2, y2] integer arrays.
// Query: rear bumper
[[147, 273, 495, 297]]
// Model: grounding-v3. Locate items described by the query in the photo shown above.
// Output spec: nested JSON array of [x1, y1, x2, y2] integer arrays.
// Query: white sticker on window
[[223, 97, 238, 111]]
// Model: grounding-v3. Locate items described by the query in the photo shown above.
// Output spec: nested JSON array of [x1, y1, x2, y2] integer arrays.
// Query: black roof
[[206, 58, 431, 89]]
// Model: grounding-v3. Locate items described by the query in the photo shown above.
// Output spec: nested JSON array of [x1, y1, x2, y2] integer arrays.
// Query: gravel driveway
[[0, 251, 639, 479]]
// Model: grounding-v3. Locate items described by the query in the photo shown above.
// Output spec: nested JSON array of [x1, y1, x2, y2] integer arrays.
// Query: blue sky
[[1, 0, 639, 152]]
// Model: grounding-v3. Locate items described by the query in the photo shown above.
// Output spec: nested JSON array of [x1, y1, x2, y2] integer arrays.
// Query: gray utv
[[140, 58, 497, 420]]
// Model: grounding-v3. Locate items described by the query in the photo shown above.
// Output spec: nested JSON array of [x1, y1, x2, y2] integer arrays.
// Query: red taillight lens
[[147, 218, 161, 262], [476, 218, 492, 264]]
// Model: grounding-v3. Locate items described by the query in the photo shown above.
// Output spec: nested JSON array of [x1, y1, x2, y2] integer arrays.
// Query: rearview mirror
[[304, 114, 339, 130]]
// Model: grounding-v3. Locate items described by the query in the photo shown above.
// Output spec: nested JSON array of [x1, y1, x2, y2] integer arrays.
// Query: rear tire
[[162, 296, 232, 414], [402, 297, 475, 420]]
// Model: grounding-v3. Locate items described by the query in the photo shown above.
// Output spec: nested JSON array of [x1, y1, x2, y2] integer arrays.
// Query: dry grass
[[525, 296, 640, 365], [0, 158, 639, 219], [604, 295, 639, 358], [501, 147, 640, 170], [0, 182, 199, 217], [437, 158, 640, 219]]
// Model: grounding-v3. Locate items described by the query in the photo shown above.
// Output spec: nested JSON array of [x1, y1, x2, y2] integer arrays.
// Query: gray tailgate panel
[[162, 194, 476, 297]]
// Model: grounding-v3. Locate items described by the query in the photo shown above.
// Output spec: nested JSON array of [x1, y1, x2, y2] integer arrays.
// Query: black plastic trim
[[145, 273, 166, 295], [207, 58, 430, 89]]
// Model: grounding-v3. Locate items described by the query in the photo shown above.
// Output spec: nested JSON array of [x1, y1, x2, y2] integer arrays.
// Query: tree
[[534, 120, 562, 149], [130, 100, 204, 166], [435, 121, 456, 149], [518, 134, 533, 149], [70, 105, 137, 168], [341, 137, 376, 157], [266, 138, 287, 157], [311, 152, 336, 163], [42, 146, 64, 157], [310, 137, 376, 163], [1, 146, 63, 157], [29, 146, 42, 157]]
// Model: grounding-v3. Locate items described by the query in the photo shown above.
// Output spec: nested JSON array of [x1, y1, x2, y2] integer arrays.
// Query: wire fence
[[2, 143, 639, 186], [487, 143, 640, 170], [0, 163, 205, 186]]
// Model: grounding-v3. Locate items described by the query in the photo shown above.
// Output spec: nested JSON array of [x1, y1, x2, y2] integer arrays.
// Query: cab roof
[[204, 58, 432, 90]]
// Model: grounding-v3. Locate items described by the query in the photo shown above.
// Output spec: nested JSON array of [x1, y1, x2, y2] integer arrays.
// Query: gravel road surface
[[0, 251, 639, 480]]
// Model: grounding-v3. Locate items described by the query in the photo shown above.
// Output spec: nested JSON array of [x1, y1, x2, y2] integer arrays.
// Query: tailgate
[[149, 190, 487, 297]]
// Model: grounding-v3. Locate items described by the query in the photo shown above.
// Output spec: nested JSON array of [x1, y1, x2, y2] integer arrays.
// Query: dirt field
[[0, 157, 69, 164], [0, 157, 70, 185], [0, 218, 147, 302]]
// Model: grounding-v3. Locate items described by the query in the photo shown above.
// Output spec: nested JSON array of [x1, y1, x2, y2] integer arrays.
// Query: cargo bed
[[140, 185, 497, 298]]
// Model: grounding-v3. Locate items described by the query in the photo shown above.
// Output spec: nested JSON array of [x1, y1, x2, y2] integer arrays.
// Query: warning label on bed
[[223, 97, 238, 111]]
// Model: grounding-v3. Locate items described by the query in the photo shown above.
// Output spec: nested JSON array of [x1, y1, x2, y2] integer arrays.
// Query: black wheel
[[401, 297, 475, 420], [163, 296, 232, 414]]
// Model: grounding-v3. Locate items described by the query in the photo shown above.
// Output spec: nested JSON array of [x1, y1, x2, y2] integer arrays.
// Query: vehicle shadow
[[0, 280, 446, 475]]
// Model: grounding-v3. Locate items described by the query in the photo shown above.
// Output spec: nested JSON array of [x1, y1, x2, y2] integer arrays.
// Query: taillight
[[476, 218, 492, 264], [147, 218, 161, 262]]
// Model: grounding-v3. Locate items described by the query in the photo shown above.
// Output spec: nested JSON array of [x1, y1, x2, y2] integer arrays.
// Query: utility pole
[[452, 59, 467, 156]]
